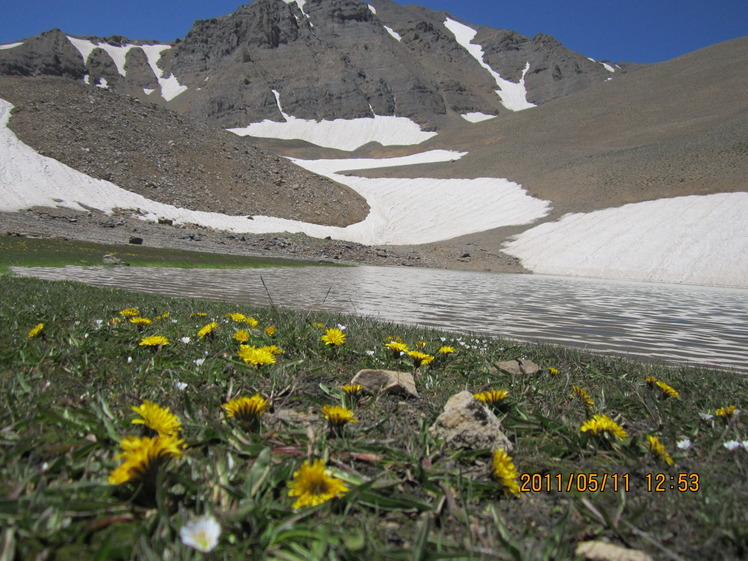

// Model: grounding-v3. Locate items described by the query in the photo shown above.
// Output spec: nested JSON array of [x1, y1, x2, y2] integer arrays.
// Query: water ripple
[[13, 265, 748, 373]]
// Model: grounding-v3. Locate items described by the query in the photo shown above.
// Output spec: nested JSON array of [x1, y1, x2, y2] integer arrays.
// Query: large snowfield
[[1, 90, 746, 287]]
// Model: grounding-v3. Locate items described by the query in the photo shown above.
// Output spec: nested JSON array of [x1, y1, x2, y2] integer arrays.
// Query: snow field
[[502, 194, 748, 286], [227, 90, 437, 151]]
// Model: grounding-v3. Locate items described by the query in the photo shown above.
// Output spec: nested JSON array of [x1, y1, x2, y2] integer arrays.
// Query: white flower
[[723, 440, 741, 451], [365, 350, 375, 356], [698, 413, 714, 420], [194, 358, 205, 367], [127, 356, 132, 364], [337, 324, 347, 330], [742, 440, 748, 451], [181, 337, 191, 344], [174, 381, 188, 391], [676, 439, 692, 450], [180, 514, 221, 552]]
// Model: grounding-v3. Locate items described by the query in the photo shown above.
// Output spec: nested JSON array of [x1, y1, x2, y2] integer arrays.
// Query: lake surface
[[13, 265, 748, 373]]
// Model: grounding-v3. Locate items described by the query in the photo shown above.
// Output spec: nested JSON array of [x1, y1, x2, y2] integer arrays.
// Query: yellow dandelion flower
[[571, 386, 595, 411], [27, 323, 44, 338], [129, 317, 152, 326], [233, 329, 250, 343], [139, 335, 170, 347], [407, 350, 434, 367], [437, 346, 455, 355], [654, 380, 680, 399], [131, 400, 182, 436], [190, 312, 208, 317], [261, 344, 283, 355], [548, 367, 560, 375], [312, 322, 326, 329], [322, 404, 359, 428], [474, 390, 509, 405], [226, 313, 246, 322], [287, 459, 348, 509], [385, 336, 403, 343], [385, 341, 409, 356], [416, 340, 427, 348], [119, 308, 140, 318], [716, 405, 738, 418], [265, 325, 276, 337], [646, 435, 674, 466], [197, 322, 219, 338], [321, 328, 346, 346], [223, 395, 269, 430], [237, 345, 276, 368], [491, 447, 521, 497], [108, 434, 185, 485], [341, 384, 363, 396], [580, 414, 628, 440], [244, 317, 259, 328], [155, 312, 169, 321], [109, 317, 122, 326]]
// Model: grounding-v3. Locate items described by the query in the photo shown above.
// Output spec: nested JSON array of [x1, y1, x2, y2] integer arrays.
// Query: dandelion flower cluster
[[287, 459, 348, 509], [131, 400, 182, 436], [322, 405, 359, 433], [139, 335, 170, 348], [233, 329, 250, 343], [580, 414, 628, 441], [716, 405, 739, 419], [571, 386, 595, 411], [27, 323, 44, 338], [222, 395, 270, 427], [491, 447, 521, 497], [226, 313, 246, 322], [321, 328, 346, 346], [474, 390, 509, 406], [341, 384, 363, 396], [197, 322, 219, 338], [407, 350, 434, 367], [238, 345, 276, 368], [119, 308, 140, 318], [646, 435, 674, 465], [108, 434, 185, 485], [645, 376, 680, 398]]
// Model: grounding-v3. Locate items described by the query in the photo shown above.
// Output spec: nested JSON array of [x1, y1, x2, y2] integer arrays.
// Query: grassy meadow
[[0, 274, 746, 561], [0, 235, 331, 274]]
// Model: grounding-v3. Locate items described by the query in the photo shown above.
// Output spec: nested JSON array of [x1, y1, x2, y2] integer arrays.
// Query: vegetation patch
[[1, 276, 746, 560], [0, 234, 334, 273]]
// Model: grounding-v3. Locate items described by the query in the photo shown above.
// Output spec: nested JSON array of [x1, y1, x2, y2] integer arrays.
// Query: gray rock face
[[0, 0, 628, 132], [429, 391, 513, 451], [350, 369, 418, 397]]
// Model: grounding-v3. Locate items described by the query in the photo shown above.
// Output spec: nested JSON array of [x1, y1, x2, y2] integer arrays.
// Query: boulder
[[495, 358, 541, 375], [350, 369, 418, 398], [429, 391, 512, 451]]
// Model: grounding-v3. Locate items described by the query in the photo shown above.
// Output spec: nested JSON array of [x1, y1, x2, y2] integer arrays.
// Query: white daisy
[[180, 514, 221, 552], [723, 440, 741, 451]]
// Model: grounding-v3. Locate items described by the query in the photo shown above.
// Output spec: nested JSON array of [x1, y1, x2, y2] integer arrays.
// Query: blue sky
[[0, 0, 745, 63]]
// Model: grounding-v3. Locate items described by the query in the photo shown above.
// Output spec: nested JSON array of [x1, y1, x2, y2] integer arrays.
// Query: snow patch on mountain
[[503, 194, 748, 287], [443, 18, 535, 112], [227, 89, 437, 151], [67, 36, 136, 77], [461, 112, 496, 123], [384, 26, 402, 41], [0, 42, 23, 50], [139, 44, 188, 102]]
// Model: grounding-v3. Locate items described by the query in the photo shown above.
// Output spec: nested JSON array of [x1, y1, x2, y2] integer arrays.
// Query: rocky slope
[[0, 0, 628, 131], [0, 76, 369, 227]]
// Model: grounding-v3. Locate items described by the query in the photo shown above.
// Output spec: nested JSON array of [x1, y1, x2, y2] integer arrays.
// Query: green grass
[[0, 235, 335, 273], [1, 276, 746, 560]]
